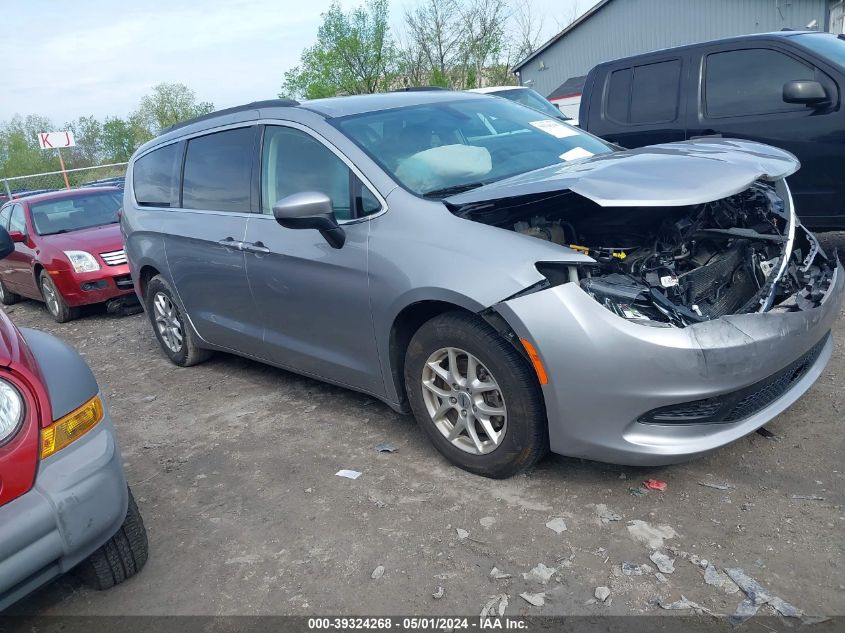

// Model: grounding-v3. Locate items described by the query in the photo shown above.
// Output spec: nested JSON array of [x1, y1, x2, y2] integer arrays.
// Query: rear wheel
[[0, 278, 20, 305], [145, 275, 211, 366], [40, 272, 79, 323], [74, 487, 149, 590], [404, 311, 548, 478]]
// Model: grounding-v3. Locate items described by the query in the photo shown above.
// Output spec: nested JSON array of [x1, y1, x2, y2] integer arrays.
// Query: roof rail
[[391, 86, 449, 92], [162, 99, 299, 134]]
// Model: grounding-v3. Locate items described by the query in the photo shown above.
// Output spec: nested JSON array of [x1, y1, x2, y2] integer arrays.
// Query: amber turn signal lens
[[40, 395, 104, 459], [519, 338, 549, 385]]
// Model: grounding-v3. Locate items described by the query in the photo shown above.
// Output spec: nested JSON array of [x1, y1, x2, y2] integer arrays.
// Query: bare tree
[[511, 0, 544, 64], [404, 0, 464, 85]]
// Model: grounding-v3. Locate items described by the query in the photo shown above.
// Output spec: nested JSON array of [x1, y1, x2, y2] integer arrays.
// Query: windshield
[[494, 88, 565, 119], [794, 33, 845, 69], [335, 98, 612, 197], [31, 191, 122, 236]]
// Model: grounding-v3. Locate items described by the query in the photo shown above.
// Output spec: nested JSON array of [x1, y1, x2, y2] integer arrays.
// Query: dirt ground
[[5, 234, 845, 621]]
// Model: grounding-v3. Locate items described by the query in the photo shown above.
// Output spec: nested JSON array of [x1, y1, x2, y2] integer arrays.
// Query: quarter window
[[0, 205, 11, 229], [705, 48, 815, 117], [133, 143, 181, 207], [261, 126, 379, 221], [182, 127, 255, 212], [605, 60, 681, 124]]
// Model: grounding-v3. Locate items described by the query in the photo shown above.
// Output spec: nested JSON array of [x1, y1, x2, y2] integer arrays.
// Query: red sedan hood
[[39, 222, 123, 253]]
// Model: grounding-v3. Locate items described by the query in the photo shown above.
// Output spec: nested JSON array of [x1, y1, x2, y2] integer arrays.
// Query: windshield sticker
[[559, 147, 594, 161], [529, 119, 579, 138]]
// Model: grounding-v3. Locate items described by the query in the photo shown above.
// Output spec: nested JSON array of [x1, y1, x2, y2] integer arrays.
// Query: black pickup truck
[[579, 31, 845, 230]]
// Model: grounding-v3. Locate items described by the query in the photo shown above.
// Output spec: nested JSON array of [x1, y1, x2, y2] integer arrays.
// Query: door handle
[[217, 237, 244, 251], [241, 241, 270, 255]]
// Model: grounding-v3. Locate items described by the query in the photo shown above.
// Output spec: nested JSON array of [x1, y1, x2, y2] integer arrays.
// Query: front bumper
[[0, 404, 128, 611], [49, 264, 134, 307], [496, 261, 844, 466]]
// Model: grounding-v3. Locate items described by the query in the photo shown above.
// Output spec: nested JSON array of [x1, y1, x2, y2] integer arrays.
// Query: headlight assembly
[[64, 250, 101, 273], [0, 379, 24, 445]]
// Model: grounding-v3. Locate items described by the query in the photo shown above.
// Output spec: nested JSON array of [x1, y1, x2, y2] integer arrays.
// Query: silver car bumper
[[497, 261, 844, 466], [0, 404, 128, 611]]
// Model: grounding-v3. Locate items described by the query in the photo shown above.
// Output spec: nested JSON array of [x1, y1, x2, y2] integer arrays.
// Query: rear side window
[[630, 60, 681, 123], [133, 143, 181, 207], [705, 48, 815, 117], [605, 60, 681, 124], [0, 205, 11, 229], [182, 127, 255, 212]]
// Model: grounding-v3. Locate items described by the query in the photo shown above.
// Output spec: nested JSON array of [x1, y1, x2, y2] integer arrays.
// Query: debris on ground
[[490, 566, 512, 580], [456, 528, 469, 540], [698, 481, 735, 491], [595, 503, 622, 523], [545, 517, 568, 534], [729, 598, 759, 625], [335, 469, 362, 480], [643, 479, 667, 492], [371, 565, 385, 579], [374, 442, 399, 453], [756, 427, 780, 441], [791, 494, 825, 501], [626, 520, 678, 549], [480, 594, 508, 617], [703, 564, 740, 593], [655, 572, 668, 584], [725, 567, 803, 619], [432, 586, 444, 599], [519, 592, 545, 607], [658, 596, 709, 613], [629, 486, 649, 497], [480, 516, 496, 529], [594, 586, 611, 603], [649, 551, 675, 574], [142, 395, 157, 402], [621, 562, 652, 576], [368, 494, 387, 508], [522, 563, 556, 584]]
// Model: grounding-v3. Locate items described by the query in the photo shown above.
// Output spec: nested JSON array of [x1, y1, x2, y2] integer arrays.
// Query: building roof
[[547, 76, 587, 100], [512, 0, 615, 72]]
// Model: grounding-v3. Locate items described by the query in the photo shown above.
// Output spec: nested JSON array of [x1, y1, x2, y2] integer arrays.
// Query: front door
[[5, 205, 38, 297], [243, 124, 384, 395]]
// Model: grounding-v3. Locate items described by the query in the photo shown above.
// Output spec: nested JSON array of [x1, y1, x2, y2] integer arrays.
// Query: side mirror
[[783, 80, 828, 106], [8, 230, 25, 243], [0, 227, 15, 259], [272, 191, 346, 249]]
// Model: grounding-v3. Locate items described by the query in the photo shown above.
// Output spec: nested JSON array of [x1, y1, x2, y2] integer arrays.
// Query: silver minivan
[[123, 91, 842, 478]]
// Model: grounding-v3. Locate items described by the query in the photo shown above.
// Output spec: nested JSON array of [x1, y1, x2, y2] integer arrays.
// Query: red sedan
[[0, 187, 134, 322]]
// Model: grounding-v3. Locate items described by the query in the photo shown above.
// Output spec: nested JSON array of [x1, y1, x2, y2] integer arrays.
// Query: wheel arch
[[137, 264, 161, 300]]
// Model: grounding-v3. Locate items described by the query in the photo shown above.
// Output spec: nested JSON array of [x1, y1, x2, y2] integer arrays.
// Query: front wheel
[[404, 311, 548, 478], [40, 272, 79, 323], [0, 278, 20, 305]]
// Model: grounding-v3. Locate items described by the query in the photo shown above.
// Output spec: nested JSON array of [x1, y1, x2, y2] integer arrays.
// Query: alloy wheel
[[153, 292, 183, 353], [42, 279, 60, 317], [421, 347, 507, 455]]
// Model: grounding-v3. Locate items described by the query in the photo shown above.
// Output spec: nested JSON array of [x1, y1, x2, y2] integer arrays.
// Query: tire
[[0, 278, 20, 305], [404, 311, 548, 478], [144, 274, 211, 367], [39, 272, 79, 323], [74, 487, 149, 590]]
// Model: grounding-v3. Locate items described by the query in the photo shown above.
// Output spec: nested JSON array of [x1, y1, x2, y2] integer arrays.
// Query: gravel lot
[[6, 234, 845, 621]]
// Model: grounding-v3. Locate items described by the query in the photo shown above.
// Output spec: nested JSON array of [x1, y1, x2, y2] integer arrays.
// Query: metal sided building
[[515, 0, 838, 100]]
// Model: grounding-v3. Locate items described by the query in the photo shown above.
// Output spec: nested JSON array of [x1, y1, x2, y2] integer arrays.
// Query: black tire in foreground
[[0, 278, 20, 305], [404, 311, 549, 479], [144, 274, 212, 367], [39, 272, 80, 323], [75, 487, 149, 590]]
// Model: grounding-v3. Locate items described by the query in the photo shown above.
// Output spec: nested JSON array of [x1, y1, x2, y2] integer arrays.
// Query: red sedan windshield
[[30, 191, 122, 236]]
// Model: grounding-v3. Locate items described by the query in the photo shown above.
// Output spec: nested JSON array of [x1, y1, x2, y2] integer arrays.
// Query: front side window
[[133, 143, 181, 207], [0, 205, 12, 230], [335, 98, 612, 197], [30, 192, 122, 236], [262, 126, 379, 221], [182, 127, 255, 212], [705, 48, 815, 117], [9, 205, 27, 235]]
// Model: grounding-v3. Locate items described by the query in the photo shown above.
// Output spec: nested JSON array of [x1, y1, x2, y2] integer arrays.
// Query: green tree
[[280, 0, 399, 99], [0, 115, 60, 178], [65, 115, 104, 166], [101, 116, 143, 163], [133, 82, 214, 136]]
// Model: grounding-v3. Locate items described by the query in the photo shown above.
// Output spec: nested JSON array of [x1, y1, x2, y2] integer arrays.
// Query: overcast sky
[[0, 0, 598, 125]]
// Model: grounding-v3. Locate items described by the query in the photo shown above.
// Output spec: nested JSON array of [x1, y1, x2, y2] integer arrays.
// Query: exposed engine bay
[[456, 182, 835, 327]]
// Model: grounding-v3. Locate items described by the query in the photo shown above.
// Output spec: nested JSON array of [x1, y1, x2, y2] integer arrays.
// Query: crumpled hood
[[446, 138, 800, 208]]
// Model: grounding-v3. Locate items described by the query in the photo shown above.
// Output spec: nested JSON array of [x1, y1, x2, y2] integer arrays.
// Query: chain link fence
[[1, 162, 128, 203]]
